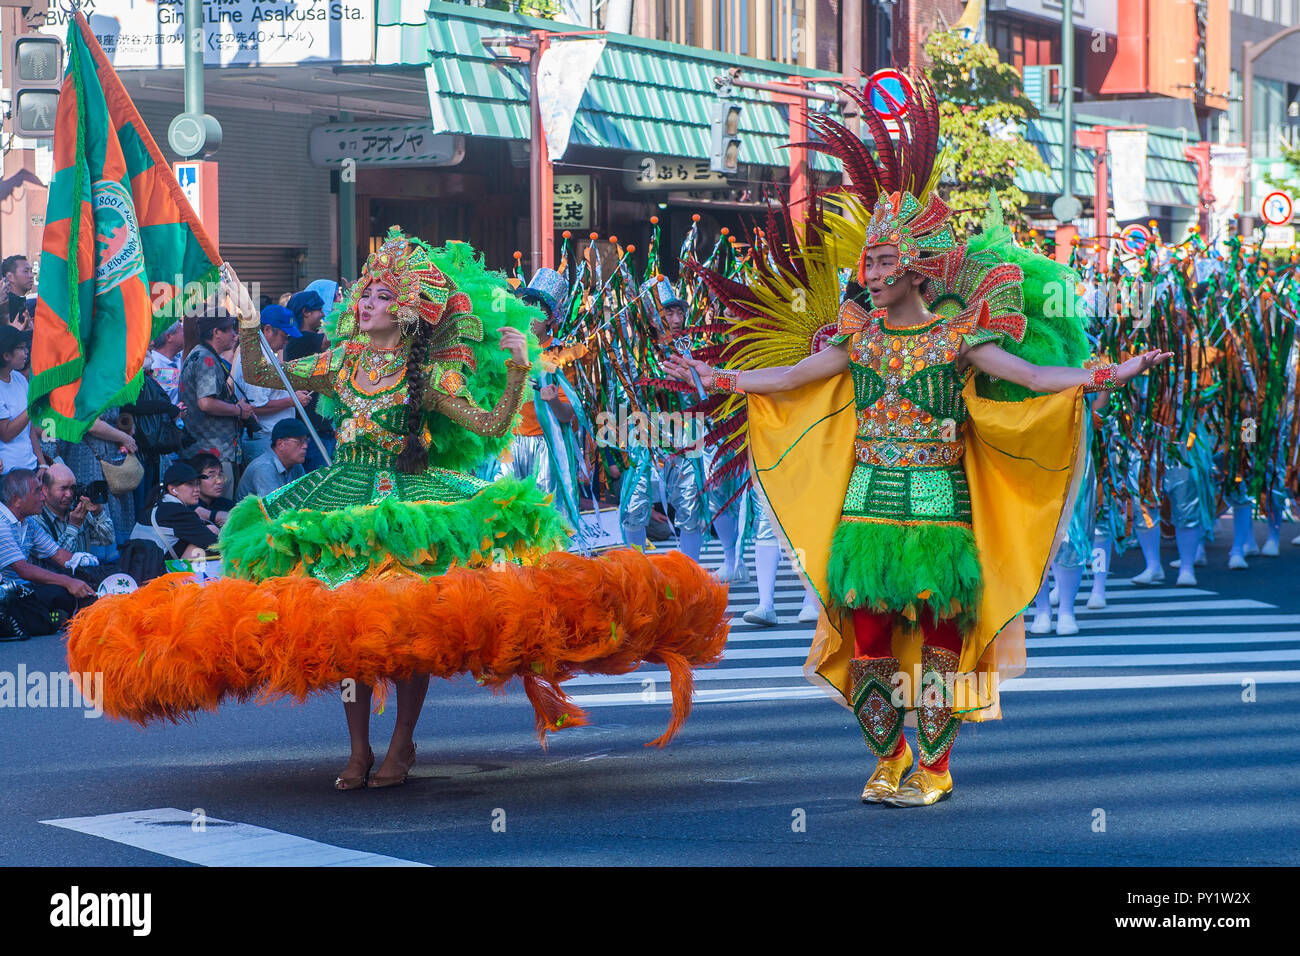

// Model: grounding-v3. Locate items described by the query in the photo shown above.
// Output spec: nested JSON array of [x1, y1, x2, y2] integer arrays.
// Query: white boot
[[797, 585, 820, 623]]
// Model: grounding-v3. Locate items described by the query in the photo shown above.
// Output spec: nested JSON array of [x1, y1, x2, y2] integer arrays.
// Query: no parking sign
[[865, 69, 915, 119], [1120, 224, 1151, 254], [1262, 191, 1293, 226]]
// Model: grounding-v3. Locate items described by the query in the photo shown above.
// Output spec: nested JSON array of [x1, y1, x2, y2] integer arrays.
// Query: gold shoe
[[861, 741, 913, 804], [884, 767, 953, 807], [334, 747, 374, 791], [368, 742, 416, 788]]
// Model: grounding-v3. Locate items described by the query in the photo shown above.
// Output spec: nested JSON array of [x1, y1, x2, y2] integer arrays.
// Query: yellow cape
[[746, 372, 1087, 721]]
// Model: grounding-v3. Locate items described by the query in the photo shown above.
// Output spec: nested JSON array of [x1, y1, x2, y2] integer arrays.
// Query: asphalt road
[[3, 521, 1298, 867]]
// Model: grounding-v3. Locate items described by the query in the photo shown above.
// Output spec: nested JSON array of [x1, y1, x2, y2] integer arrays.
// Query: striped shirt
[[0, 503, 60, 584]]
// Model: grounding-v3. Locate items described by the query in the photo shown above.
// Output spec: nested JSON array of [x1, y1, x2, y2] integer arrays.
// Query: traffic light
[[709, 99, 742, 176], [11, 35, 63, 138]]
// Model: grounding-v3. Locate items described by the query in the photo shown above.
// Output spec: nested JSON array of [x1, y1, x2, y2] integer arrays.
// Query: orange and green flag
[[29, 12, 220, 441]]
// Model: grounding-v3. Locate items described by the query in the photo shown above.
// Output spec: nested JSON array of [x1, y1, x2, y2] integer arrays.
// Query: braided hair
[[395, 319, 434, 474]]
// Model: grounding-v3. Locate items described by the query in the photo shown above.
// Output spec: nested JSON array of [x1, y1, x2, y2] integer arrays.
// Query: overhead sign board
[[622, 154, 730, 191], [308, 125, 465, 167], [40, 0, 375, 68]]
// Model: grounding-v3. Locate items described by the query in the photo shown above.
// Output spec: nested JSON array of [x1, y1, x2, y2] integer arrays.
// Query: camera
[[73, 480, 110, 505]]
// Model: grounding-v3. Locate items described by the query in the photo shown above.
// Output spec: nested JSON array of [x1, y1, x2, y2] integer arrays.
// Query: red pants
[[852, 606, 962, 657]]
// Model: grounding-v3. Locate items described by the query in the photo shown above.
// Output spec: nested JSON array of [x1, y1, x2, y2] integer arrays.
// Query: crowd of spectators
[[0, 269, 348, 640]]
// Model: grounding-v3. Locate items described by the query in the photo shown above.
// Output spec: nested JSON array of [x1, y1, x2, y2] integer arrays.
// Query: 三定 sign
[[623, 154, 730, 191], [308, 124, 465, 167], [553, 175, 592, 230]]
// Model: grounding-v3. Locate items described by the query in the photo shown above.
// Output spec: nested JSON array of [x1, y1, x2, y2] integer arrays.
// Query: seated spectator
[[0, 468, 97, 640], [129, 462, 218, 560], [189, 451, 235, 528], [236, 418, 308, 500], [0, 326, 48, 473], [31, 463, 115, 555]]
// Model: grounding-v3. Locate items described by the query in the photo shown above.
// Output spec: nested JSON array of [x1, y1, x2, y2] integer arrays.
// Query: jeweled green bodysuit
[[220, 327, 568, 587], [826, 303, 986, 625]]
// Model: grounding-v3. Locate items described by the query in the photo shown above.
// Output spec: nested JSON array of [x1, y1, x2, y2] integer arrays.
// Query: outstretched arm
[[663, 342, 849, 395], [961, 342, 1173, 392], [223, 265, 336, 396]]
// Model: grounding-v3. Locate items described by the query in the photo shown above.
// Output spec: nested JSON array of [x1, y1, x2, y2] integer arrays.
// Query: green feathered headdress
[[965, 192, 1089, 401]]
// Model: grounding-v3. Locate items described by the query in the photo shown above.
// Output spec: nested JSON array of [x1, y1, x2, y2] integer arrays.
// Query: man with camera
[[0, 468, 97, 640], [32, 463, 115, 557]]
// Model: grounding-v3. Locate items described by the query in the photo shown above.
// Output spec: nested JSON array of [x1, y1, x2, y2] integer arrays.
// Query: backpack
[[116, 538, 167, 585], [129, 375, 186, 455]]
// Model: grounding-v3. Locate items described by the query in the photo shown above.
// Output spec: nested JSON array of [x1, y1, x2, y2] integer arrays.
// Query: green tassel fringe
[[220, 475, 569, 583]]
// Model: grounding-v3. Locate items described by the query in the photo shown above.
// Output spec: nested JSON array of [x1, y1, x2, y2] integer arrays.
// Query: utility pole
[[1052, 0, 1083, 260]]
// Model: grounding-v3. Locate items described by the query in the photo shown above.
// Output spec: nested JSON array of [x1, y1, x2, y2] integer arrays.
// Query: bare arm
[[663, 342, 849, 395], [961, 342, 1173, 392], [8, 558, 89, 596], [0, 408, 28, 443]]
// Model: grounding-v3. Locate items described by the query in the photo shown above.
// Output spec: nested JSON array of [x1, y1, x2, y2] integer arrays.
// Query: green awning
[[416, 0, 845, 171], [1017, 110, 1199, 207]]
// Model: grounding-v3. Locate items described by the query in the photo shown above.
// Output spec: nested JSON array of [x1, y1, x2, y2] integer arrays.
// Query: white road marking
[[41, 808, 429, 867]]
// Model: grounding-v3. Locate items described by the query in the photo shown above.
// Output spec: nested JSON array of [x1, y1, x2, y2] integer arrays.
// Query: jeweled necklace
[[360, 342, 407, 384]]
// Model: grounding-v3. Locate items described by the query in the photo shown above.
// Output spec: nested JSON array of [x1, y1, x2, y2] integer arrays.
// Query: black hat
[[271, 418, 310, 442], [197, 313, 236, 339], [162, 462, 200, 486], [0, 324, 31, 359]]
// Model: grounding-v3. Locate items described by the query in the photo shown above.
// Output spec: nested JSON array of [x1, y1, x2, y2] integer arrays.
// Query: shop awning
[[1018, 110, 1200, 208], [412, 0, 845, 171]]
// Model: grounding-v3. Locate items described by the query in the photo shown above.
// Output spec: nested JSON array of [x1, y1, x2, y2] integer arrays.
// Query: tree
[[923, 31, 1049, 234]]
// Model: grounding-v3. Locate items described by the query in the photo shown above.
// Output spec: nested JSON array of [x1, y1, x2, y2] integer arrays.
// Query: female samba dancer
[[67, 230, 730, 791]]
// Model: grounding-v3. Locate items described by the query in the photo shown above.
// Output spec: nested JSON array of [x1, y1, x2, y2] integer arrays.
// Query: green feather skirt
[[220, 457, 570, 587]]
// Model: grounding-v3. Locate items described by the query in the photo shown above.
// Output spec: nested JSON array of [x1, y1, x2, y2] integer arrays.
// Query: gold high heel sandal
[[335, 747, 374, 791], [368, 742, 417, 788]]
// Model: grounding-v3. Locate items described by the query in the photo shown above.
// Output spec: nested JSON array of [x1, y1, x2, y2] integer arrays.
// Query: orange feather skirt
[[65, 549, 730, 747]]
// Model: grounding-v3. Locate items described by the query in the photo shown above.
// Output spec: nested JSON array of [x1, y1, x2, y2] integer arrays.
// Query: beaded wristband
[[505, 358, 533, 372], [1083, 363, 1120, 393], [711, 369, 745, 394]]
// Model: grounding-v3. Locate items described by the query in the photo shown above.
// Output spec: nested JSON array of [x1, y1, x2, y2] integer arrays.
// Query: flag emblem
[[92, 179, 145, 293]]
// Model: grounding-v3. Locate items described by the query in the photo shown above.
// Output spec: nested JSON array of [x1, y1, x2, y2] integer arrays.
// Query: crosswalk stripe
[[41, 808, 430, 867], [582, 542, 1300, 706]]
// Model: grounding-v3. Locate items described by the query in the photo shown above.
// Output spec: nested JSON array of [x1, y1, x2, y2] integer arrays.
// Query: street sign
[[1263, 225, 1296, 249], [865, 69, 915, 119], [1052, 195, 1083, 223], [1120, 223, 1151, 254], [1262, 190, 1293, 225]]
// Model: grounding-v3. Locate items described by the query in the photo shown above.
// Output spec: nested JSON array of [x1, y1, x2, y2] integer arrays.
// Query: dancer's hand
[[1116, 349, 1174, 383], [664, 354, 714, 388], [221, 265, 259, 328], [499, 327, 529, 365]]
